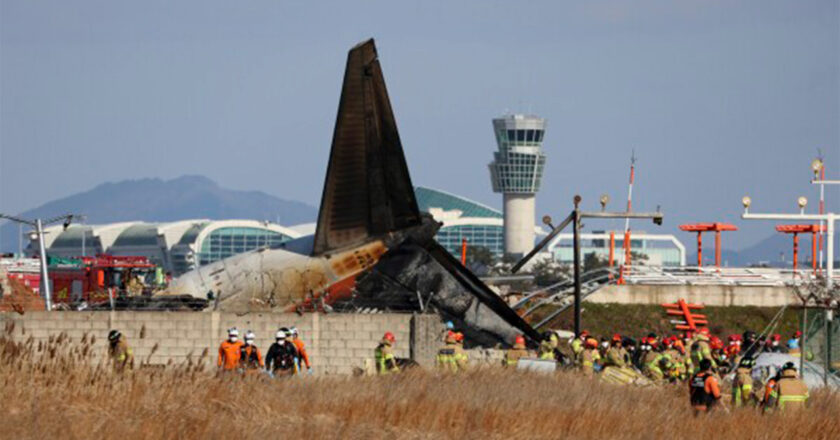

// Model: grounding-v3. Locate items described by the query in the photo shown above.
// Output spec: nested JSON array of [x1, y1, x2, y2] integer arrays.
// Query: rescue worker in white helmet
[[239, 330, 263, 374], [289, 327, 312, 374], [218, 327, 243, 372], [265, 330, 299, 377]]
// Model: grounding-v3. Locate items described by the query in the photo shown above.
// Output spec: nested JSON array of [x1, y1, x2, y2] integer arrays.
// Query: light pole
[[812, 159, 826, 272], [0, 213, 81, 311], [512, 195, 664, 336]]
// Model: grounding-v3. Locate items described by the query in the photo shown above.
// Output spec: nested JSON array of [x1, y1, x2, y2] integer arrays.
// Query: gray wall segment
[[0, 311, 446, 375]]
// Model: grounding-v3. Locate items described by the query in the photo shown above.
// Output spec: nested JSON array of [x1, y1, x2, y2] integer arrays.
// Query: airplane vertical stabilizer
[[312, 39, 421, 256]]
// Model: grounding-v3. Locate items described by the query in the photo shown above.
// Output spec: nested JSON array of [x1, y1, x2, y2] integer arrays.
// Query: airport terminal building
[[29, 220, 301, 276]]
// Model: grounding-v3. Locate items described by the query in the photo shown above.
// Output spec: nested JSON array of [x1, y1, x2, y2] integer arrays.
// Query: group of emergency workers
[[534, 327, 812, 413], [104, 321, 812, 414], [216, 326, 312, 376]]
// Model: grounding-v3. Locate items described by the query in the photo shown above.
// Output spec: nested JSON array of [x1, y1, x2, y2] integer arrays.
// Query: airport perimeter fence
[[802, 307, 840, 383]]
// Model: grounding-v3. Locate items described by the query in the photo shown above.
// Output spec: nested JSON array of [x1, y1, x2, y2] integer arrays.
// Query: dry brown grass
[[2, 325, 839, 440]]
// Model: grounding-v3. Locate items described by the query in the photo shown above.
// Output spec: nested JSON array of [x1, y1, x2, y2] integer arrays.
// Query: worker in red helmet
[[579, 337, 601, 377], [504, 334, 530, 368], [375, 332, 399, 374], [766, 333, 785, 353], [643, 337, 672, 382], [725, 335, 741, 360], [690, 328, 716, 374], [437, 331, 469, 373], [709, 336, 732, 373]]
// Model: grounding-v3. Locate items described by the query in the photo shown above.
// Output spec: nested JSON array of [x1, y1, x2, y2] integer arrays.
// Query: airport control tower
[[488, 114, 547, 257]]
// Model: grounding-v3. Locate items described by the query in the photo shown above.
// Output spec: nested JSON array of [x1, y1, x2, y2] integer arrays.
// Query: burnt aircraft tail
[[312, 39, 421, 256]]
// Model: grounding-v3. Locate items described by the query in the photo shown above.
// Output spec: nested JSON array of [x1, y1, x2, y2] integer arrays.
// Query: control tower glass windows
[[489, 115, 547, 194], [499, 129, 545, 147]]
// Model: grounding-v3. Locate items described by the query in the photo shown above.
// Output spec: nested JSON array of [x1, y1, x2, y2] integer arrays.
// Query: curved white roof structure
[[29, 219, 303, 275]]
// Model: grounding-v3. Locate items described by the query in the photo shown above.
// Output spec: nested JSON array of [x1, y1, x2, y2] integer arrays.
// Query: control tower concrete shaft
[[488, 114, 547, 257]]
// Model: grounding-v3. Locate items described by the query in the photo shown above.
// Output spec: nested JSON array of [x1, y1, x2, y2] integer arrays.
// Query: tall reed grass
[[1, 322, 838, 439]]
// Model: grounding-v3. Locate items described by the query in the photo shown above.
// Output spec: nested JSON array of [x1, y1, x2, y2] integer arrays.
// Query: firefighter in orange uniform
[[289, 327, 312, 374], [689, 359, 722, 413], [239, 330, 263, 373], [218, 327, 244, 372]]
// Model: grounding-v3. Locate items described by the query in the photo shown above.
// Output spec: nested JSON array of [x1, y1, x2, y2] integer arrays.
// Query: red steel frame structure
[[678, 223, 738, 269], [775, 224, 824, 276]]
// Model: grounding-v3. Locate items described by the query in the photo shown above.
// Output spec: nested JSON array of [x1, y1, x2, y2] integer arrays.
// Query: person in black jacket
[[265, 329, 299, 377]]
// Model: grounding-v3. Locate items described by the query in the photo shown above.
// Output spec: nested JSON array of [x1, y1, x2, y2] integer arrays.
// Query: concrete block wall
[[589, 284, 799, 307], [0, 311, 443, 375]]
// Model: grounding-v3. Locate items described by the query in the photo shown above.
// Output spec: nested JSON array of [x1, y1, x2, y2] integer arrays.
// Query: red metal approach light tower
[[775, 224, 824, 276], [678, 223, 738, 269]]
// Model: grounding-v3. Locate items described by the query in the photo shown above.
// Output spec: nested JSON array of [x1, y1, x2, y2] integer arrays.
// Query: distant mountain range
[[0, 175, 318, 253]]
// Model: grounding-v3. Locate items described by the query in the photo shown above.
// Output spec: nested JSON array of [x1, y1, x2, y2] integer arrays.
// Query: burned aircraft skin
[[165, 39, 540, 345]]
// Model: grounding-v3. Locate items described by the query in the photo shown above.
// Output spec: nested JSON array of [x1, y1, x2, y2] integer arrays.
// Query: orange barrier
[[662, 299, 707, 332]]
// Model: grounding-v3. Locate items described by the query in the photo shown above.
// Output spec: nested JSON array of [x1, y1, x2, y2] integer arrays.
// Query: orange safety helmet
[[454, 332, 464, 343], [673, 339, 686, 355], [698, 327, 710, 337], [383, 332, 396, 343], [445, 330, 457, 343], [709, 336, 723, 350], [612, 333, 622, 343], [585, 337, 599, 348], [514, 334, 526, 346]]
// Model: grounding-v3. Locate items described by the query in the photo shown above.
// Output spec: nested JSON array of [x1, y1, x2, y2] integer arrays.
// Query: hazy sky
[[2, 1, 838, 249]]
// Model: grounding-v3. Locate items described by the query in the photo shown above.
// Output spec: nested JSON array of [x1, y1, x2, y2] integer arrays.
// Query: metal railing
[[621, 265, 838, 287]]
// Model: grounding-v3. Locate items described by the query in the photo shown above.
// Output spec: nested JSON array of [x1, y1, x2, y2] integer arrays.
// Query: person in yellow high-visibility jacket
[[570, 330, 589, 364], [375, 332, 399, 374], [436, 331, 468, 372], [732, 357, 756, 407], [108, 329, 134, 373], [579, 337, 601, 377], [768, 362, 809, 411]]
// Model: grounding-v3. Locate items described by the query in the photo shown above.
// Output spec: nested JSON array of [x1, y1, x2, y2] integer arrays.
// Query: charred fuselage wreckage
[[166, 39, 540, 344]]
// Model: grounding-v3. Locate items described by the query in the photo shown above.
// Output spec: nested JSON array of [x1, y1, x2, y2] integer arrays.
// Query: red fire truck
[[50, 255, 159, 306]]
